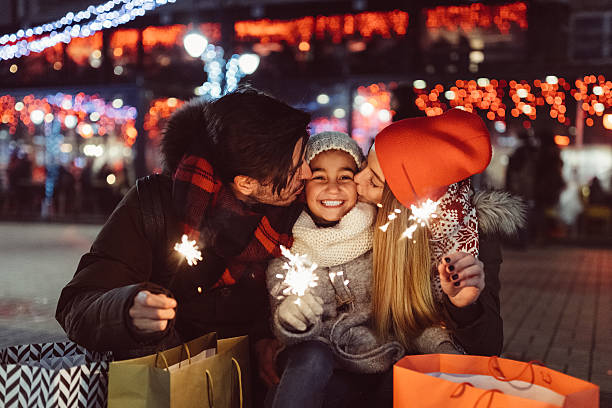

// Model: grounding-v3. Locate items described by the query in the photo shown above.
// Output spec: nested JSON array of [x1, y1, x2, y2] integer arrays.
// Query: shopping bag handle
[[451, 382, 504, 408], [475, 389, 504, 408], [154, 344, 192, 370], [202, 359, 243, 408], [178, 343, 192, 368], [155, 351, 170, 370], [488, 356, 550, 384], [232, 357, 244, 408], [205, 369, 215, 408]]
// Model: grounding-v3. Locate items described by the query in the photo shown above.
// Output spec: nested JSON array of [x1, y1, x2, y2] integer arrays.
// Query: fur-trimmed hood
[[474, 190, 527, 236], [160, 98, 211, 175]]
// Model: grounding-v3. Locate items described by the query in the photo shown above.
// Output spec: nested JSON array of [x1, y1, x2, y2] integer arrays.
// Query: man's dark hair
[[162, 87, 311, 194]]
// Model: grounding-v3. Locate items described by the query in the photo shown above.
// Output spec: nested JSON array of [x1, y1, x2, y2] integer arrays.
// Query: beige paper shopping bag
[[108, 333, 250, 408]]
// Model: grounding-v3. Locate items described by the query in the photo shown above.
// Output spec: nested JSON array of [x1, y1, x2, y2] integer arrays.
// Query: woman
[[355, 108, 525, 357], [346, 109, 526, 407]]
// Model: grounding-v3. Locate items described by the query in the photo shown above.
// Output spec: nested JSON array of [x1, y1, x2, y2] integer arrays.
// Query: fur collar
[[473, 190, 527, 236], [161, 99, 210, 174]]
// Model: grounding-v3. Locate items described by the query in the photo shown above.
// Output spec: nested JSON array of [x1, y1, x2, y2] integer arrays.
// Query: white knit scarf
[[291, 202, 375, 267]]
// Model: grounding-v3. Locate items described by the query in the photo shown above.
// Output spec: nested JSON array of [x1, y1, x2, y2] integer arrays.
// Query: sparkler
[[174, 234, 203, 266], [376, 199, 440, 239], [408, 199, 439, 227], [400, 199, 440, 239], [378, 208, 402, 232], [277, 245, 319, 302]]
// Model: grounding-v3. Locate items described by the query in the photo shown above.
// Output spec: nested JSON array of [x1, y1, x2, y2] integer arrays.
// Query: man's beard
[[254, 180, 304, 206]]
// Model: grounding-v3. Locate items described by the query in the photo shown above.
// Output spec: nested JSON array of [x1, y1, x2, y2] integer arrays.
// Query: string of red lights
[[413, 75, 610, 130], [426, 2, 528, 34]]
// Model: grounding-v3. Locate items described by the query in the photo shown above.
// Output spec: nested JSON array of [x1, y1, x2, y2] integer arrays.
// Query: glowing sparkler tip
[[278, 245, 319, 298], [395, 198, 440, 242], [174, 234, 203, 266]]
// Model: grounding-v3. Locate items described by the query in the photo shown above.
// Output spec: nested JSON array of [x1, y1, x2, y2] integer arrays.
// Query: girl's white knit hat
[[305, 131, 364, 167]]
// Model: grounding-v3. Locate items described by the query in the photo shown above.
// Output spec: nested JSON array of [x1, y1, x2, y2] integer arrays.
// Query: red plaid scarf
[[173, 154, 304, 289]]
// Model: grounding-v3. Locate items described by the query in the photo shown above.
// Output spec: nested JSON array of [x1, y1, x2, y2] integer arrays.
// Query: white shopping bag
[[0, 341, 112, 408]]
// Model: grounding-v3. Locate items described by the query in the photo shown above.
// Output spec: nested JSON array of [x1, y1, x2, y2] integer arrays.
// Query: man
[[56, 88, 311, 393]]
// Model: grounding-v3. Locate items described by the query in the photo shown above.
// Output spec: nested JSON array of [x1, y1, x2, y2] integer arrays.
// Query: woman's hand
[[438, 252, 485, 308]]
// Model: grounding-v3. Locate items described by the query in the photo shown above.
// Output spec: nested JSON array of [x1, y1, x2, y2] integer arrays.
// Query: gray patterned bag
[[0, 341, 113, 408]]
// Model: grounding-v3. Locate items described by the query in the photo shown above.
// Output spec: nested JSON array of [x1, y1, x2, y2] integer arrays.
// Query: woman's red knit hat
[[374, 108, 492, 208]]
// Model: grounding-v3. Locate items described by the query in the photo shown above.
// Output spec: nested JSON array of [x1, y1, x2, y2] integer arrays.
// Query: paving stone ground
[[500, 246, 612, 406], [0, 222, 610, 405]]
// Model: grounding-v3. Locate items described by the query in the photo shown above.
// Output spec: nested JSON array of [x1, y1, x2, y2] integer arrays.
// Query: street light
[[30, 109, 44, 125], [238, 53, 260, 75], [184, 30, 260, 99], [604, 113, 612, 130], [183, 31, 208, 58]]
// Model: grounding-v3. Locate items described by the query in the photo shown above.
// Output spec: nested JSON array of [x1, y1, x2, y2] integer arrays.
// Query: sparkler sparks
[[379, 208, 405, 231], [408, 199, 439, 227], [400, 224, 418, 239], [379, 221, 391, 232], [279, 245, 319, 298], [329, 270, 350, 287], [372, 199, 440, 239], [399, 199, 439, 238], [174, 234, 203, 266]]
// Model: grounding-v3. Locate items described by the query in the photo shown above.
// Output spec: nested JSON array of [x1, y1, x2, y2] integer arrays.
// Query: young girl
[[265, 131, 458, 408]]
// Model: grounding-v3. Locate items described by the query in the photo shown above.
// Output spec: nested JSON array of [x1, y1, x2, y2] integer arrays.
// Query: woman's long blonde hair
[[372, 184, 443, 349]]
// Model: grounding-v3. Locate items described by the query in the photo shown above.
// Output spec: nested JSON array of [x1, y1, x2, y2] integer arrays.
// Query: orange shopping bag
[[394, 354, 599, 408]]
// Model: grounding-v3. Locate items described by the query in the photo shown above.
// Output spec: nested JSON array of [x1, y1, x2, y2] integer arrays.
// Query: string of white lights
[[1, 0, 129, 45], [0, 0, 176, 61]]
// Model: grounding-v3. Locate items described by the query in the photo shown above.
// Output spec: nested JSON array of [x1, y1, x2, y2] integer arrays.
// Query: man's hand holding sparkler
[[278, 294, 324, 332], [129, 290, 177, 333], [438, 252, 485, 308]]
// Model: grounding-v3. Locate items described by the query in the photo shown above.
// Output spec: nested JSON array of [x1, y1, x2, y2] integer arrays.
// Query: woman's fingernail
[[454, 282, 460, 287], [448, 265, 455, 271], [444, 257, 451, 263], [452, 274, 459, 281]]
